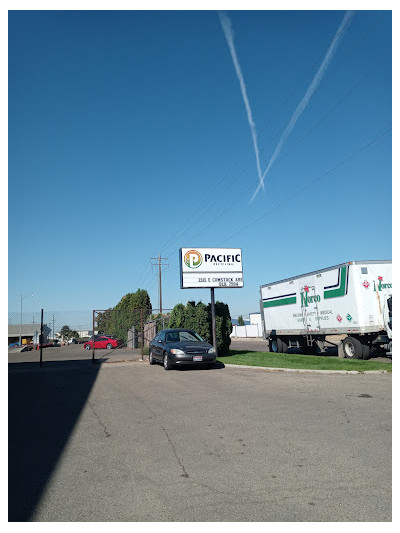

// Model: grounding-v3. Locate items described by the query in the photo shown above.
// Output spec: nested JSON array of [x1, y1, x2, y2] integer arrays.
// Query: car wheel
[[85, 344, 91, 350], [163, 352, 171, 370], [106, 343, 113, 349], [149, 350, 155, 365]]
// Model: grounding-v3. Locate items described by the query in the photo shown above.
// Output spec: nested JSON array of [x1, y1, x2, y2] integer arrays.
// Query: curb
[[224, 364, 390, 375]]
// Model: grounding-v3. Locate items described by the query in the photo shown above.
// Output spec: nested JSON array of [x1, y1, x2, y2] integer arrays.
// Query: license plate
[[193, 355, 203, 362]]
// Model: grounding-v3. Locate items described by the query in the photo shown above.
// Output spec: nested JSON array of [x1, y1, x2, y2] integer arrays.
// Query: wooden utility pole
[[151, 254, 169, 313]]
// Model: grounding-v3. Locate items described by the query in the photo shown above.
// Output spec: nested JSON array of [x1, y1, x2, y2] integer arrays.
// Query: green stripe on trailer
[[263, 296, 297, 308], [324, 266, 348, 299]]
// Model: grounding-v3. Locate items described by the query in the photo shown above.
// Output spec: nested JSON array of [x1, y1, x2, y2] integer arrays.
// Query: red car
[[84, 336, 120, 350]]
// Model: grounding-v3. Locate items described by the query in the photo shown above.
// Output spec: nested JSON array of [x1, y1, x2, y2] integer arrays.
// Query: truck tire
[[361, 342, 371, 360], [269, 338, 279, 353], [277, 337, 288, 354], [342, 336, 363, 359]]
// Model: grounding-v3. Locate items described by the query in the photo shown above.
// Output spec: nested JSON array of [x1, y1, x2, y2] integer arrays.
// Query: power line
[[218, 127, 391, 245], [156, 11, 386, 259], [138, 14, 389, 298], [160, 125, 391, 280], [159, 48, 391, 259], [133, 260, 152, 290]]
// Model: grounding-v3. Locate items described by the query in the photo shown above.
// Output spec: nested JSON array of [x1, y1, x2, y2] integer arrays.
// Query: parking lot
[[9, 354, 391, 521]]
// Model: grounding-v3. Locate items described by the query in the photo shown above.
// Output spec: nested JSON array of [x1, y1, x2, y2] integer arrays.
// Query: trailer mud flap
[[338, 341, 345, 358]]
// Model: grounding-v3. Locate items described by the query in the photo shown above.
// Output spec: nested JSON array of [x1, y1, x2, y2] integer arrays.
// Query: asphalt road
[[9, 360, 391, 521]]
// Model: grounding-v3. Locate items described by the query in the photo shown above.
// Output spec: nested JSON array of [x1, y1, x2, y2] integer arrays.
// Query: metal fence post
[[92, 310, 95, 363], [40, 308, 43, 367], [210, 288, 218, 357], [140, 309, 144, 360]]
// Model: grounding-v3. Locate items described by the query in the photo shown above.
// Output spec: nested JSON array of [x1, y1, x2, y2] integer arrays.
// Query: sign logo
[[346, 313, 352, 321], [336, 314, 342, 322], [184, 250, 203, 269], [363, 280, 370, 289]]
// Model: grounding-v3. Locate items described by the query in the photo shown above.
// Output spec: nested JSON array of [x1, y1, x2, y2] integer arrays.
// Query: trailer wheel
[[269, 338, 279, 353], [277, 337, 289, 354], [361, 342, 371, 360], [342, 336, 363, 359]]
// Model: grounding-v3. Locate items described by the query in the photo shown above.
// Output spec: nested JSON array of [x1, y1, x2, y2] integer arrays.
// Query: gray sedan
[[149, 329, 216, 370]]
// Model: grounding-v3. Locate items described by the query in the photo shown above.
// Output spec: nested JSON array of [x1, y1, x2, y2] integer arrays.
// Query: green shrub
[[169, 300, 232, 355]]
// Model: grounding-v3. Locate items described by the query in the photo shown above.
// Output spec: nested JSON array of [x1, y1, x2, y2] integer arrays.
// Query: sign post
[[180, 248, 244, 355], [210, 287, 218, 356]]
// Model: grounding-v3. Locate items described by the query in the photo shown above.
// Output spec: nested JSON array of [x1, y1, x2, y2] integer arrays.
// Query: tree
[[194, 302, 210, 341], [96, 289, 152, 343], [152, 312, 171, 331], [97, 309, 113, 334], [60, 325, 73, 342], [238, 315, 245, 326], [169, 300, 232, 355], [168, 304, 186, 329]]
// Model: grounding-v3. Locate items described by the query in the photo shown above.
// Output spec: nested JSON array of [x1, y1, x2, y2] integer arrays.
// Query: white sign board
[[180, 248, 244, 289]]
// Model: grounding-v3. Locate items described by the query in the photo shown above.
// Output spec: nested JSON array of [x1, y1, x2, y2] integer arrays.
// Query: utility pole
[[151, 254, 169, 314]]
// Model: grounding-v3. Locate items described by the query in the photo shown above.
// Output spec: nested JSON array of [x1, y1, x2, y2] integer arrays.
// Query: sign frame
[[179, 247, 244, 289]]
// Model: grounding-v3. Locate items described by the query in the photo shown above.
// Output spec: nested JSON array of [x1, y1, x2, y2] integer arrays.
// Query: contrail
[[219, 11, 264, 190], [250, 10, 355, 203]]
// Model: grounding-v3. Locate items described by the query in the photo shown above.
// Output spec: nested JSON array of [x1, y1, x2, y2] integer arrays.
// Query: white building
[[231, 313, 263, 338]]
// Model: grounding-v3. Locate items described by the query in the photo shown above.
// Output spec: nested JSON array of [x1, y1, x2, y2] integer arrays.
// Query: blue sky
[[8, 8, 392, 327]]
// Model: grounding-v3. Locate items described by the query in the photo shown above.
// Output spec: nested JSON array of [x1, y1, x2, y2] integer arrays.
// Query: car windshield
[[165, 331, 204, 343]]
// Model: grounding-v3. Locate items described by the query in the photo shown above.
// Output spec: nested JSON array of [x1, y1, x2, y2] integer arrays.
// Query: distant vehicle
[[149, 329, 216, 370], [84, 336, 120, 350]]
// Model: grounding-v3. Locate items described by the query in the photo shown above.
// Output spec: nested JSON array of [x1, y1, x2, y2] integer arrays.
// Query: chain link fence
[[94, 308, 172, 356], [8, 309, 172, 363]]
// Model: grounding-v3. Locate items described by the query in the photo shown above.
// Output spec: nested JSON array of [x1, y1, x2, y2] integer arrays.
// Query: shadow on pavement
[[8, 360, 101, 521], [174, 361, 225, 371]]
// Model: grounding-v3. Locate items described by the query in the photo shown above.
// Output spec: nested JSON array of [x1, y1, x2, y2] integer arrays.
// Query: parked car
[[149, 328, 216, 370], [84, 336, 120, 350]]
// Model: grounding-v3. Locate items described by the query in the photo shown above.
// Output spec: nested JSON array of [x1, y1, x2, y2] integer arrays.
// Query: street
[[9, 359, 391, 521]]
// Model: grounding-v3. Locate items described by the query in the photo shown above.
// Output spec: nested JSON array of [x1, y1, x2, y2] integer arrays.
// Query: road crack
[[161, 426, 189, 478], [88, 401, 111, 438]]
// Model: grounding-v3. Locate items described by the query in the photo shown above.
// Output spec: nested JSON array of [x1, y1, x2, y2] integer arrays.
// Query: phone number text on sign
[[182, 275, 244, 289]]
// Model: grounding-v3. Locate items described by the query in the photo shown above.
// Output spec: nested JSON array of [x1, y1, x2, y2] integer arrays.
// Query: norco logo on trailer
[[373, 276, 392, 292], [300, 286, 321, 308]]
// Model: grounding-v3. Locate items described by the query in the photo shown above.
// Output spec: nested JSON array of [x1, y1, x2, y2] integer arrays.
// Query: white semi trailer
[[259, 260, 392, 359]]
